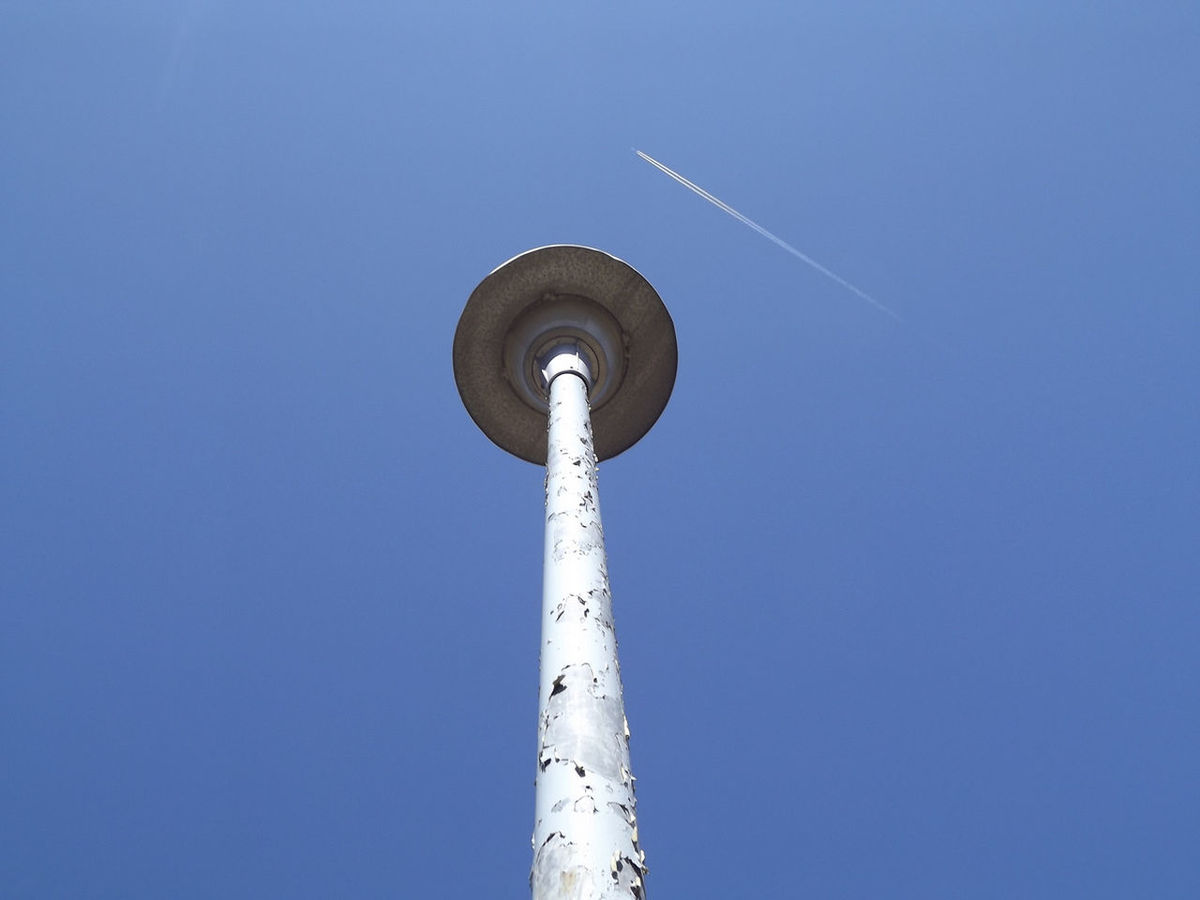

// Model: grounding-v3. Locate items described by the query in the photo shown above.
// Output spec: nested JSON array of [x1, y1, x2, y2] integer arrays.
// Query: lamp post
[[453, 246, 676, 899]]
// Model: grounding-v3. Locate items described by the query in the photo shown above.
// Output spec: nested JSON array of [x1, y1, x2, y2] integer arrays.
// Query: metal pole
[[455, 246, 674, 898], [531, 346, 646, 899]]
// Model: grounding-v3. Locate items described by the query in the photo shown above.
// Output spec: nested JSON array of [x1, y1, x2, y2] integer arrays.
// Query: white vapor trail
[[635, 149, 902, 322]]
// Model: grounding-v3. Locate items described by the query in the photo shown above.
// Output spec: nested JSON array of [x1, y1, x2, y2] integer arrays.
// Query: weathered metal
[[453, 246, 674, 898], [531, 355, 646, 899]]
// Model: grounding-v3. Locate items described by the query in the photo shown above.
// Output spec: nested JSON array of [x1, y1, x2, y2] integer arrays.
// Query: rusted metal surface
[[531, 366, 646, 899]]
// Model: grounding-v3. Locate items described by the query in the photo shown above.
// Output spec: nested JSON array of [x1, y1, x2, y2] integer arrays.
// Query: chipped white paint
[[532, 357, 646, 900]]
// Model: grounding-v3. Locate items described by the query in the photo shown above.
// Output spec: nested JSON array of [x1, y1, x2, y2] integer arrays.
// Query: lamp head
[[453, 245, 677, 464]]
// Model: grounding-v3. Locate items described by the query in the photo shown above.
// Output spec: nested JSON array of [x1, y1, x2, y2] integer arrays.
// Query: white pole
[[531, 346, 647, 899]]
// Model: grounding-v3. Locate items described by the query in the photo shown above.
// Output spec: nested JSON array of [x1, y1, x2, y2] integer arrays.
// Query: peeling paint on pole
[[532, 366, 646, 900], [455, 246, 674, 898]]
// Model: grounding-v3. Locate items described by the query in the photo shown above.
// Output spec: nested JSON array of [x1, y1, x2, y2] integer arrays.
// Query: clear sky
[[3, 2, 1198, 897]]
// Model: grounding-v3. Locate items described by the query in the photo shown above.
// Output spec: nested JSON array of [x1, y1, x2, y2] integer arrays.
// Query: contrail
[[635, 149, 902, 322]]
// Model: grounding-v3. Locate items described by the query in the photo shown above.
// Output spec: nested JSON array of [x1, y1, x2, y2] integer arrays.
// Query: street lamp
[[454, 245, 676, 899]]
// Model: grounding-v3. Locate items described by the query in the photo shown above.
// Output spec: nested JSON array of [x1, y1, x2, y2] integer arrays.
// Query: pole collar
[[538, 342, 594, 393]]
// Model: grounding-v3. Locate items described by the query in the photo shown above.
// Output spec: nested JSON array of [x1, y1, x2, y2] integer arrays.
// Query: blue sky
[[3, 2, 1198, 897]]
